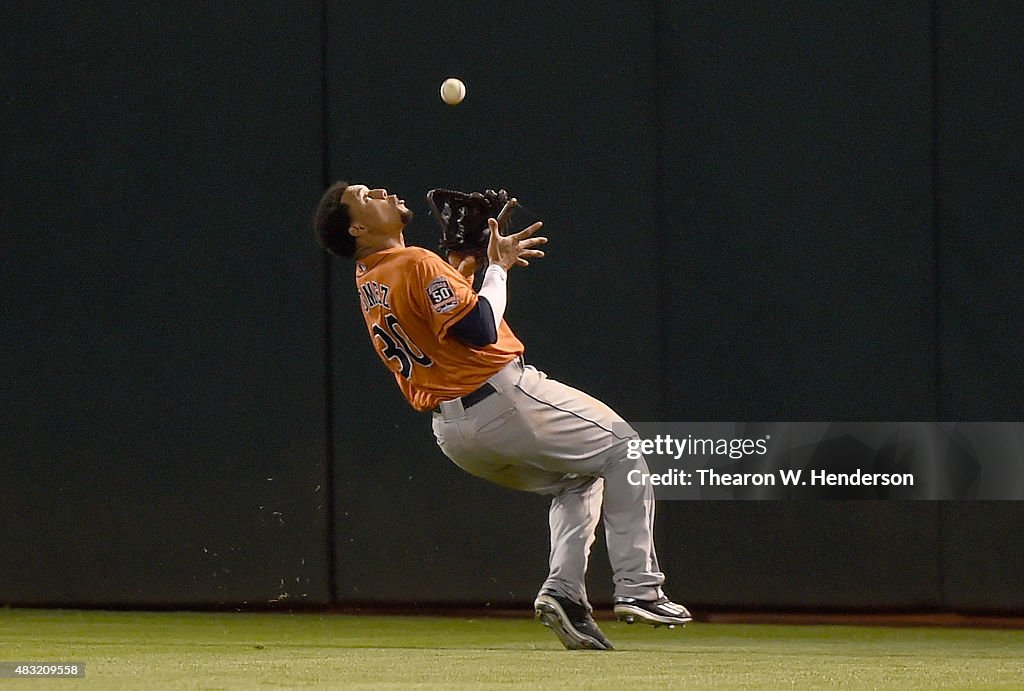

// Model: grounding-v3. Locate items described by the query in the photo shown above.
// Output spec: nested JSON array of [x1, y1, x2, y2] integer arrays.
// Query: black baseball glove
[[426, 188, 518, 261]]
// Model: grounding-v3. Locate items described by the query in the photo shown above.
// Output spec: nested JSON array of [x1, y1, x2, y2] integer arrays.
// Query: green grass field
[[1, 608, 1022, 689]]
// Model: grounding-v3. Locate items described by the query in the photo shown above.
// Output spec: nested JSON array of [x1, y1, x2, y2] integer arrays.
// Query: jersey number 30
[[372, 314, 432, 379]]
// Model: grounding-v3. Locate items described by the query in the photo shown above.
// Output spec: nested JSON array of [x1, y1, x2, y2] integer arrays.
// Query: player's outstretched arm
[[487, 218, 546, 272]]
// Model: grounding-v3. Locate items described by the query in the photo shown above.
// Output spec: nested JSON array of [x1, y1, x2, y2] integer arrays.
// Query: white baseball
[[440, 78, 466, 105]]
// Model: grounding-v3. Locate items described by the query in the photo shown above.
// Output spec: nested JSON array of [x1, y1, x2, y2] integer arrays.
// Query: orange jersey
[[355, 246, 524, 411]]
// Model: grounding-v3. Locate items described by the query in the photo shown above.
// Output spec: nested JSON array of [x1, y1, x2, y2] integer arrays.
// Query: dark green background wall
[[1, 2, 330, 606], [2, 2, 1021, 612]]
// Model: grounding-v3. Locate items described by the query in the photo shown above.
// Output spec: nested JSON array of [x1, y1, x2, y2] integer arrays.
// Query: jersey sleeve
[[410, 253, 480, 341]]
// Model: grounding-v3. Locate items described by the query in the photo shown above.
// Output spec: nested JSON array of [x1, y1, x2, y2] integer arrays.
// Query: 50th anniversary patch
[[427, 277, 459, 314]]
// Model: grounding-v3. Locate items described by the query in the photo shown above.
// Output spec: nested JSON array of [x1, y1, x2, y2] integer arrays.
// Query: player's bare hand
[[448, 252, 479, 279], [487, 217, 547, 271]]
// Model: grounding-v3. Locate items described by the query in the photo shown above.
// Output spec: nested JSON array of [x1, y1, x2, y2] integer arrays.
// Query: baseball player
[[314, 181, 692, 650]]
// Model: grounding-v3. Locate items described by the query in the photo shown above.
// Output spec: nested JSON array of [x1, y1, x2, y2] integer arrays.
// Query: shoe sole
[[614, 603, 692, 627], [534, 596, 613, 651]]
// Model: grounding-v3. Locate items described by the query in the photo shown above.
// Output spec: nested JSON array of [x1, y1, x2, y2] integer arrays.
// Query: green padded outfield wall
[[651, 2, 943, 610], [0, 2, 330, 606], [934, 1, 1024, 611], [1, 1, 1021, 612], [325, 1, 1022, 611]]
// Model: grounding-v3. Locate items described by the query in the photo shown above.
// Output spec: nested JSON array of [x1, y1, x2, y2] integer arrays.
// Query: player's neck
[[354, 234, 405, 260]]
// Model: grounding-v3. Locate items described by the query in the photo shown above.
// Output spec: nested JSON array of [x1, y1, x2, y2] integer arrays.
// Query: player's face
[[342, 184, 413, 236]]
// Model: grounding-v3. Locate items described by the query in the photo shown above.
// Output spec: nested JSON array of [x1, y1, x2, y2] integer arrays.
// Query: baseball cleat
[[613, 596, 693, 627], [534, 593, 614, 651]]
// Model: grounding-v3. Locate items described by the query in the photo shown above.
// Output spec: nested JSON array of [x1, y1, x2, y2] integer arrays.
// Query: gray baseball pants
[[431, 358, 666, 608]]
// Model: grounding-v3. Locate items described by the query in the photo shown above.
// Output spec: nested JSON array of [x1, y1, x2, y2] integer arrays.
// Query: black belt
[[433, 357, 523, 414], [459, 382, 498, 408], [434, 382, 497, 414]]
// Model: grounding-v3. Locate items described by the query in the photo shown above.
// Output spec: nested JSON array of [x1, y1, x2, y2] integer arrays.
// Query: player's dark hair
[[314, 181, 356, 258]]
